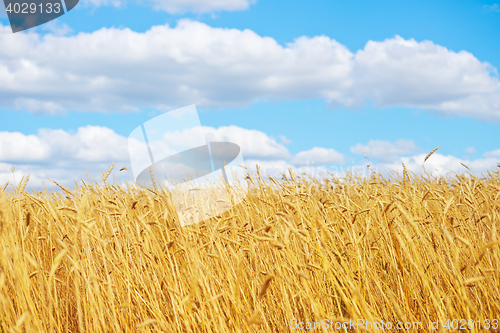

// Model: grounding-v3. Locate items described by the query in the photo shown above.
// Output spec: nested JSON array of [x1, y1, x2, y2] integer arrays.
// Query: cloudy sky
[[1, 0, 499, 189]]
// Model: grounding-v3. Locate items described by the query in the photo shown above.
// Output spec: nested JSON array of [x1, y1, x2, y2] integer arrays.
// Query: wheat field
[[0, 165, 499, 332]]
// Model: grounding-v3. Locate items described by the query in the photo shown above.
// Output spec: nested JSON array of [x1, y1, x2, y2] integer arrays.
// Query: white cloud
[[346, 36, 500, 121], [202, 125, 290, 159], [0, 126, 136, 188], [0, 132, 51, 162], [0, 20, 353, 113], [0, 124, 292, 188], [483, 149, 500, 158], [41, 126, 130, 162], [465, 147, 476, 154], [373, 153, 499, 178], [3, 22, 498, 122], [151, 124, 291, 159], [350, 139, 418, 161], [290, 147, 345, 166], [1, 125, 498, 189]]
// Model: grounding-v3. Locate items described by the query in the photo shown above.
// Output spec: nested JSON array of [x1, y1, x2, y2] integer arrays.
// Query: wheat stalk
[[424, 146, 440, 163], [101, 162, 115, 183], [51, 180, 73, 195], [17, 174, 29, 194], [402, 162, 409, 187]]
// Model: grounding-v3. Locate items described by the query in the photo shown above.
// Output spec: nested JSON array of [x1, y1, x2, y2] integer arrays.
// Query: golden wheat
[[101, 162, 115, 183], [424, 146, 440, 163], [0, 168, 499, 332]]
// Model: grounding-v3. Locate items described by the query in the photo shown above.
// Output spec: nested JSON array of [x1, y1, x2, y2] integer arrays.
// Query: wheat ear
[[424, 146, 440, 163], [102, 162, 115, 183]]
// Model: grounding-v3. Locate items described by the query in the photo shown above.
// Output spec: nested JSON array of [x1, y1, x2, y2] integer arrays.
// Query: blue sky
[[0, 0, 499, 188]]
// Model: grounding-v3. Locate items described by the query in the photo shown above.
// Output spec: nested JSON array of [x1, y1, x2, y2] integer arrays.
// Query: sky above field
[[1, 0, 500, 189]]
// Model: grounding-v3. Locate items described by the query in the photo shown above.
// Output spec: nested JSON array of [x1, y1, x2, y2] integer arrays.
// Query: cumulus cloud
[[0, 132, 51, 162], [202, 125, 290, 159], [346, 36, 500, 121], [0, 20, 352, 113], [348, 140, 500, 178], [0, 124, 292, 188], [0, 126, 129, 163], [144, 124, 291, 159], [483, 149, 500, 158], [372, 153, 499, 178], [0, 123, 356, 188], [0, 126, 134, 188], [1, 125, 498, 189], [290, 147, 345, 166], [350, 139, 418, 161], [1, 21, 498, 121]]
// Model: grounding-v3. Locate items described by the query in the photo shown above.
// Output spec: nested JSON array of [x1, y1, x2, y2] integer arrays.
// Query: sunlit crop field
[[1, 166, 499, 332]]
